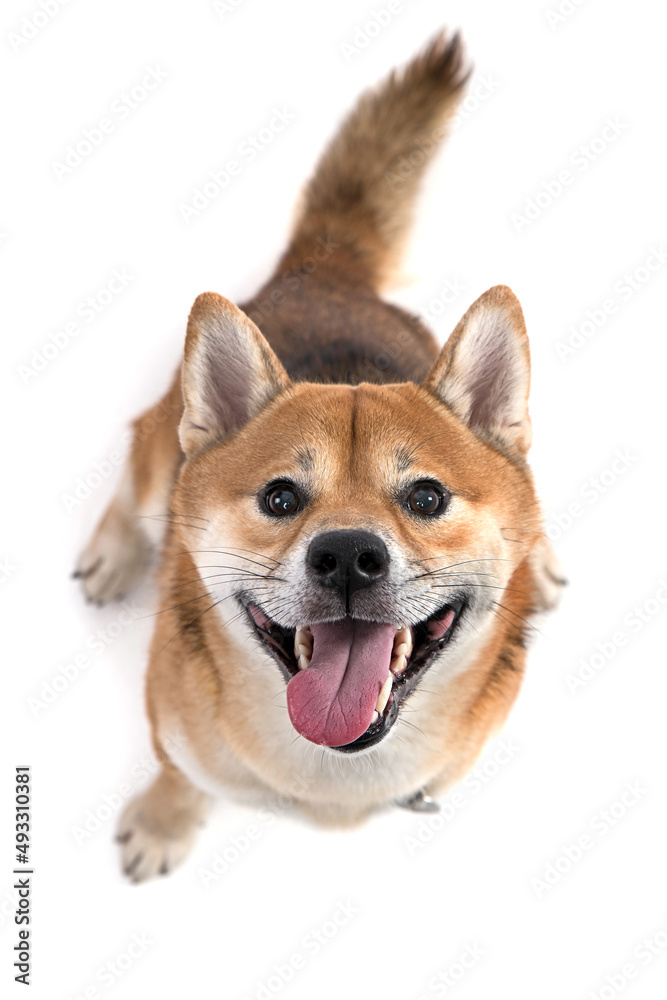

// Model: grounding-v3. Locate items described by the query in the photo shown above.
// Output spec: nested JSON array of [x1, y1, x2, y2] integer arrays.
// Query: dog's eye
[[407, 482, 447, 516], [265, 484, 300, 516]]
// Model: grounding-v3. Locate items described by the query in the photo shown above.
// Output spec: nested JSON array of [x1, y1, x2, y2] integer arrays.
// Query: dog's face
[[173, 287, 541, 755]]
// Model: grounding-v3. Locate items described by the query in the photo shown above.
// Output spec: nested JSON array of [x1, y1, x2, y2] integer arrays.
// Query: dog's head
[[172, 287, 541, 754]]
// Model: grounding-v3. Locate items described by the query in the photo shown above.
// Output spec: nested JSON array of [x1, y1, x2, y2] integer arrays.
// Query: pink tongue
[[286, 619, 396, 747]]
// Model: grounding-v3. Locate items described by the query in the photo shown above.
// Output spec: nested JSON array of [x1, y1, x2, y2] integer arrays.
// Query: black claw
[[76, 557, 103, 581], [72, 570, 81, 579], [543, 565, 568, 588], [159, 861, 169, 875], [116, 830, 133, 844], [396, 789, 440, 813], [123, 852, 143, 876]]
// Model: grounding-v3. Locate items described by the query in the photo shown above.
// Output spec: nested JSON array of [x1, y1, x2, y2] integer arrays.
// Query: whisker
[[172, 563, 282, 581], [400, 718, 426, 738], [491, 601, 541, 635], [155, 596, 251, 656], [408, 569, 497, 582], [410, 557, 510, 568], [138, 514, 207, 532], [169, 574, 279, 594], [499, 526, 539, 534], [429, 583, 529, 597], [215, 547, 282, 566], [186, 549, 281, 571], [146, 587, 275, 621]]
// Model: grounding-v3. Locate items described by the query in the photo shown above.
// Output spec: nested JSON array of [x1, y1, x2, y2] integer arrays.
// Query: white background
[[2, 0, 666, 998]]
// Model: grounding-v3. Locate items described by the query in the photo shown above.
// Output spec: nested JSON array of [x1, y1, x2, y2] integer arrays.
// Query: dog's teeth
[[371, 711, 379, 725], [391, 653, 407, 675], [294, 627, 313, 670], [393, 625, 412, 659], [375, 674, 392, 715], [294, 627, 313, 659]]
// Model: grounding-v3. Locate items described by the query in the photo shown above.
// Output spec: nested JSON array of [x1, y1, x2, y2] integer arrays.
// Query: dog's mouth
[[243, 598, 465, 753]]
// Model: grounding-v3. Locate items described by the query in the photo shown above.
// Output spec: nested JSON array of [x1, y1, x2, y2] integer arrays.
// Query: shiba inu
[[75, 32, 563, 881]]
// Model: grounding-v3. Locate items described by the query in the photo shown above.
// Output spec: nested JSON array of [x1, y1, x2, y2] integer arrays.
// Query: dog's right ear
[[179, 292, 290, 458]]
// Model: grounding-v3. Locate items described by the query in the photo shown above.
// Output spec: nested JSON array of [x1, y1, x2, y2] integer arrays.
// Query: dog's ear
[[422, 285, 532, 456], [179, 292, 290, 457]]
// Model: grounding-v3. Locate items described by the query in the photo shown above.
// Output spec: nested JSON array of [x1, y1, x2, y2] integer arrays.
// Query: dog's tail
[[278, 31, 470, 291]]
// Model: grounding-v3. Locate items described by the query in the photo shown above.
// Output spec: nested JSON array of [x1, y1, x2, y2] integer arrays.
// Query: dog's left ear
[[422, 285, 532, 456]]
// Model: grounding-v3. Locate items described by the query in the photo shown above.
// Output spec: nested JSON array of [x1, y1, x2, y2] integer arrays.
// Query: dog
[[75, 32, 563, 882]]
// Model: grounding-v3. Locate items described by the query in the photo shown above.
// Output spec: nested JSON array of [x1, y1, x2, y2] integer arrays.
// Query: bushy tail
[[280, 31, 470, 291]]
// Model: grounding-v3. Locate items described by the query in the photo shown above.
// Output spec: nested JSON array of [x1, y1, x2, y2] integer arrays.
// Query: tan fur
[[76, 32, 562, 881], [282, 32, 469, 291], [75, 377, 183, 600], [159, 381, 541, 805]]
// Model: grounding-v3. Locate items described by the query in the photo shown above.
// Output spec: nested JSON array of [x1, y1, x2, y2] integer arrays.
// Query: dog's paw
[[116, 792, 202, 884], [74, 504, 152, 604], [530, 536, 567, 613]]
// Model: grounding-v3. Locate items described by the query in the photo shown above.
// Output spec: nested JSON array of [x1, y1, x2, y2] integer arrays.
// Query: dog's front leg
[[74, 374, 184, 603], [529, 536, 567, 613], [116, 756, 210, 883]]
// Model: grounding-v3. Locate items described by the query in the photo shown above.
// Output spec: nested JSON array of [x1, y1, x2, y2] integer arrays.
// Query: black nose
[[307, 530, 389, 604]]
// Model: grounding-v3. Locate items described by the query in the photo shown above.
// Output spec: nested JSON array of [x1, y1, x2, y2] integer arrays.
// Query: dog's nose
[[307, 530, 389, 600]]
